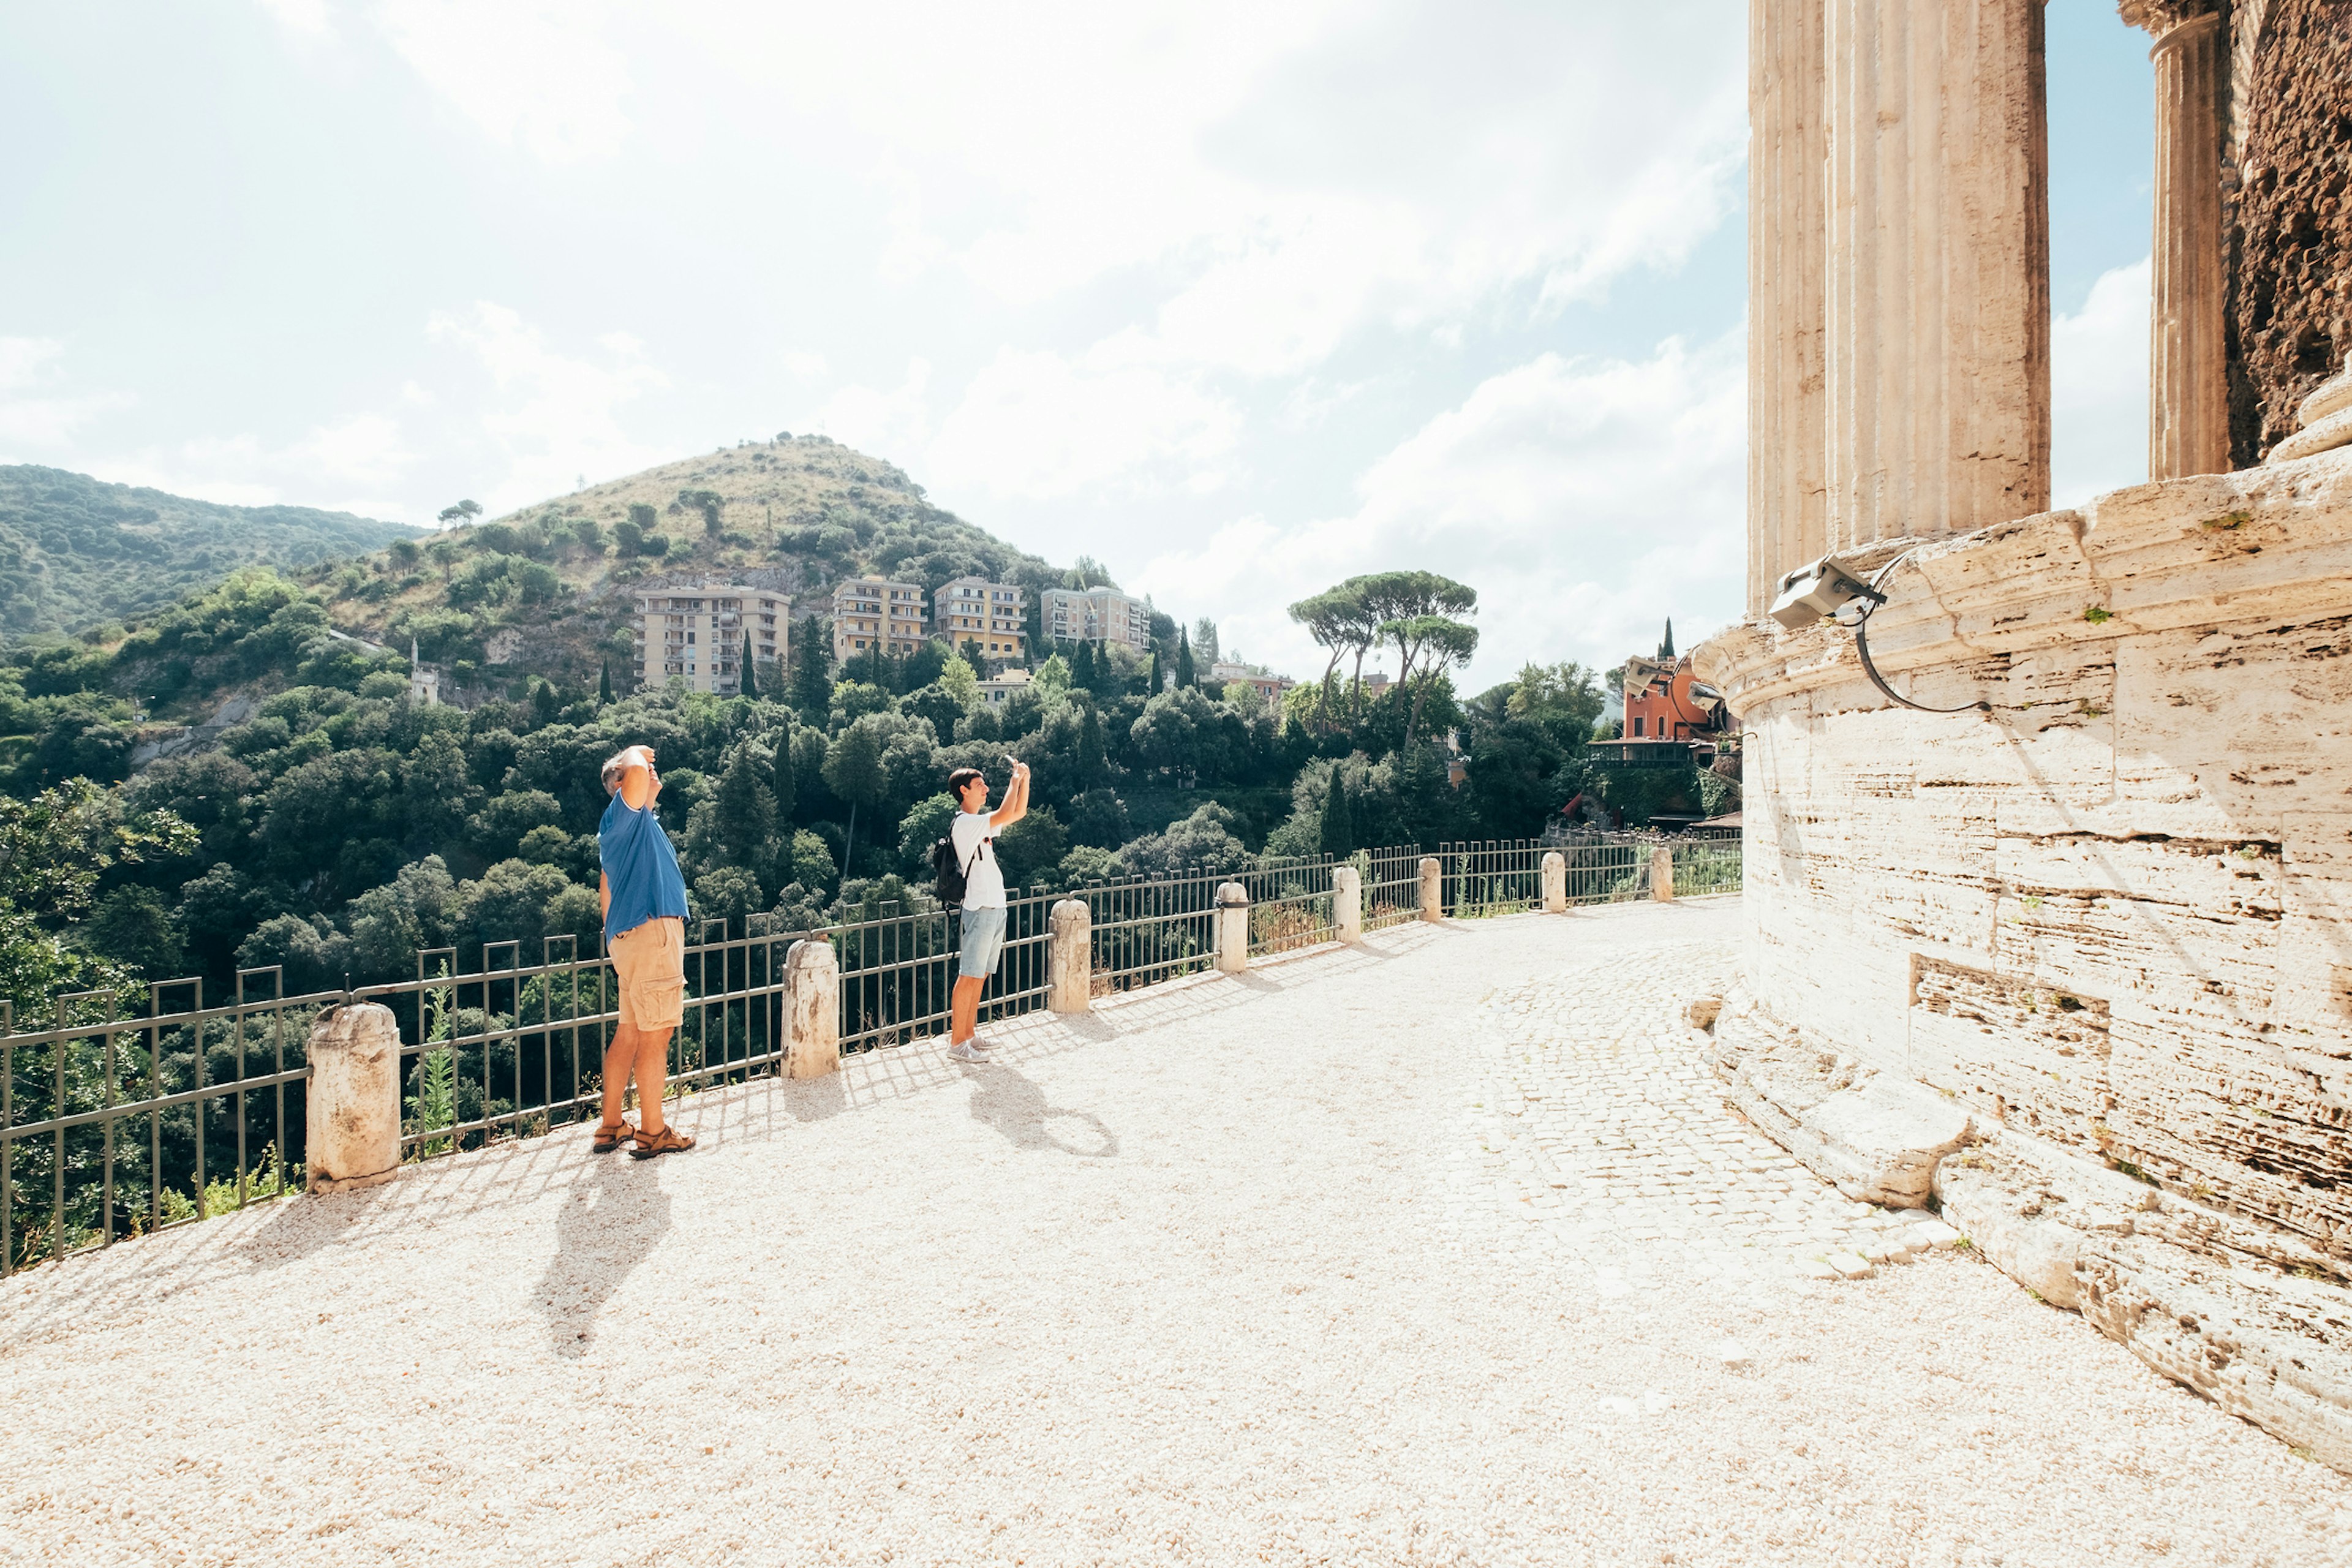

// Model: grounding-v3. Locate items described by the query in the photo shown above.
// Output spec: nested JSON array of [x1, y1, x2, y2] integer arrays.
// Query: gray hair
[[601, 748, 638, 796]]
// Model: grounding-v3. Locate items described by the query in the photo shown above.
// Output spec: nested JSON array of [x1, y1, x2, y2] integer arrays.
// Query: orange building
[[1618, 620, 1727, 749]]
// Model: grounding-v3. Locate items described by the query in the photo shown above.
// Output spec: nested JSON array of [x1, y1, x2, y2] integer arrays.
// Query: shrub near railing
[[1, 833, 1744, 1276]]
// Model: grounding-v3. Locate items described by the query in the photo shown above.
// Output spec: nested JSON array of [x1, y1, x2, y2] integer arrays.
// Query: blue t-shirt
[[598, 791, 689, 946]]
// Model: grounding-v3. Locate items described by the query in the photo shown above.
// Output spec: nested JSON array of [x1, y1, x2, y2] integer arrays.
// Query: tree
[[1147, 647, 1164, 695], [1287, 582, 1381, 733], [1174, 626, 1196, 689], [1193, 618, 1220, 668], [820, 717, 887, 884], [598, 659, 614, 706], [1390, 616, 1480, 752], [710, 743, 780, 886], [1070, 639, 1096, 693], [676, 489, 725, 533], [437, 499, 482, 527], [739, 633, 759, 698], [791, 617, 832, 715], [530, 679, 560, 728], [1317, 771, 1356, 858], [771, 728, 797, 822]]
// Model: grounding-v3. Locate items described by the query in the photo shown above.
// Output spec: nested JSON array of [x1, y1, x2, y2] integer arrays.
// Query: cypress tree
[[1318, 770, 1356, 858], [598, 658, 614, 706], [790, 617, 831, 715], [772, 728, 797, 822], [1072, 639, 1096, 691], [739, 632, 760, 697], [1148, 648, 1164, 694], [1175, 627, 1195, 688]]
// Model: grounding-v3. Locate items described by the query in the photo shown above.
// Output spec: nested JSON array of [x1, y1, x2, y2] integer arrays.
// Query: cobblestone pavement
[[1439, 924, 1926, 1292], [6, 899, 2345, 1567]]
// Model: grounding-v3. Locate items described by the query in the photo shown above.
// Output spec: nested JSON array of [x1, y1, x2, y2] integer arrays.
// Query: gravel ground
[[2, 900, 2346, 1568]]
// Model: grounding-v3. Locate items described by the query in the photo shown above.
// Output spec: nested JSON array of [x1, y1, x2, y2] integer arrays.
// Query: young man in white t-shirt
[[946, 759, 1028, 1063]]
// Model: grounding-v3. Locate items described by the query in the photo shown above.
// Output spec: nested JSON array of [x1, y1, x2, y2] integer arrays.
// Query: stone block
[[1215, 881, 1250, 974], [1332, 865, 1363, 944], [1047, 898, 1091, 1013], [1825, 1252, 1874, 1280], [784, 937, 839, 1078], [305, 1003, 401, 1194], [1418, 858, 1442, 922]]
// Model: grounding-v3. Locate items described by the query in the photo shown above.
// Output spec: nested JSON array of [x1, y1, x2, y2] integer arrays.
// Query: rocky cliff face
[[2226, 0, 2352, 462]]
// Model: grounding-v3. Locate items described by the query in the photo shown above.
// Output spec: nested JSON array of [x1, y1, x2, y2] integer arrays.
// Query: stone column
[[1417, 858, 1443, 923], [1824, 0, 2051, 548], [1213, 882, 1250, 974], [1750, 0, 1830, 613], [1332, 865, 1363, 944], [2149, 13, 2230, 479], [1651, 846, 1676, 904], [784, 937, 839, 1078], [1541, 851, 1567, 913], [305, 1003, 401, 1193], [1048, 898, 1092, 1012]]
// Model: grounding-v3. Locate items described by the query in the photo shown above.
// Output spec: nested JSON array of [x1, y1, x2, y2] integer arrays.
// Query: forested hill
[[0, 466, 421, 639], [316, 433, 1071, 692]]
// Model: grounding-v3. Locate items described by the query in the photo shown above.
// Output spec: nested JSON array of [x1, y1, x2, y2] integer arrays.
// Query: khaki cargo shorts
[[609, 916, 685, 1032]]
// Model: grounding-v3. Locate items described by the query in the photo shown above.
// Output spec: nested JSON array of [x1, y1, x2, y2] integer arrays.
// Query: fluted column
[[1749, 0, 1829, 614], [1824, 0, 2051, 550], [2149, 13, 2230, 478]]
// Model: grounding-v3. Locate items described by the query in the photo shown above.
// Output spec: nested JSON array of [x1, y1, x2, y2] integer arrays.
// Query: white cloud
[[0, 337, 135, 452], [924, 345, 1243, 501], [2052, 257, 2151, 507], [1134, 333, 1747, 693], [369, 0, 636, 164], [252, 0, 334, 37], [426, 301, 670, 510]]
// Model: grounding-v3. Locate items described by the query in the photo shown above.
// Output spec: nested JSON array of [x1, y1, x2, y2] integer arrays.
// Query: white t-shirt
[[951, 810, 1005, 910]]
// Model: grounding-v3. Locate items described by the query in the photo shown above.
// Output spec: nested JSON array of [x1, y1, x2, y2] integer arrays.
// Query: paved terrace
[[4, 900, 2346, 1567]]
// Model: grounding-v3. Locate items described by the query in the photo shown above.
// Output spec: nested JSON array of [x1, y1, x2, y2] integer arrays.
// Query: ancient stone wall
[[2225, 0, 2352, 463], [1697, 453, 2352, 1267]]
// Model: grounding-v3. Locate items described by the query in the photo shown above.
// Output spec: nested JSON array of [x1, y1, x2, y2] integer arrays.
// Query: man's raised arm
[[989, 761, 1030, 829]]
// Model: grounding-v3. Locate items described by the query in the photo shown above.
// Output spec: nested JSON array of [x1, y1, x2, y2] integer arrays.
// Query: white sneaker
[[948, 1041, 993, 1064]]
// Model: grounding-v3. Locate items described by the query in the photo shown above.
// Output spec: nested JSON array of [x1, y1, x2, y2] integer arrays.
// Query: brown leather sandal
[[630, 1125, 695, 1160], [592, 1120, 638, 1153]]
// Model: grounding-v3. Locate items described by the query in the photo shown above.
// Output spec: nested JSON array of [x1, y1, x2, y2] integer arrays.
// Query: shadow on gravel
[[962, 1064, 1118, 1159], [540, 1155, 674, 1358], [782, 1070, 850, 1123]]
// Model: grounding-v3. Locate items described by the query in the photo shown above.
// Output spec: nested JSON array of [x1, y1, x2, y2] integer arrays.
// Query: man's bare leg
[[633, 1027, 674, 1136], [951, 974, 985, 1045], [598, 1023, 641, 1129]]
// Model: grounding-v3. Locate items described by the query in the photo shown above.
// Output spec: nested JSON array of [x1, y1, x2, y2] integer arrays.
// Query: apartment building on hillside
[[831, 576, 929, 662], [633, 586, 790, 696], [933, 577, 1028, 665], [1210, 659, 1295, 715], [1039, 586, 1148, 651]]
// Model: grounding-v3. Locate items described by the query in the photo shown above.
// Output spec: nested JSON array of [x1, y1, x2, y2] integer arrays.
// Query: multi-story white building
[[633, 586, 790, 695], [831, 577, 929, 662], [933, 577, 1028, 665], [1039, 586, 1148, 652]]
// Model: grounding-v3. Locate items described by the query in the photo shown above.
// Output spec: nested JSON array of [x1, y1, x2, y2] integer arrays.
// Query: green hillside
[[0, 465, 421, 640], [312, 434, 1077, 694]]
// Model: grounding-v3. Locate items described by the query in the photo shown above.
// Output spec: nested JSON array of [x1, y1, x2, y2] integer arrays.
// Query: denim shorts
[[958, 905, 1008, 978]]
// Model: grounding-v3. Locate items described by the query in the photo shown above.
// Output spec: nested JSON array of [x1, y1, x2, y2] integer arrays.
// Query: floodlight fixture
[[1767, 555, 1883, 630], [1768, 550, 1991, 716]]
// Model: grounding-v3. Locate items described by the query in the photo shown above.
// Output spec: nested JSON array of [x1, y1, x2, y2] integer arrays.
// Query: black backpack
[[932, 829, 981, 906]]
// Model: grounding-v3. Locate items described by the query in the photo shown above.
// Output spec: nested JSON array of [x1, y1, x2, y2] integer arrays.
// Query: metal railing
[[2, 831, 1743, 1278], [1670, 835, 1746, 895]]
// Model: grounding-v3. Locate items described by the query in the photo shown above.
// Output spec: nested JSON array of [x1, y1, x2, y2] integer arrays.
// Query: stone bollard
[[306, 1001, 401, 1193], [1418, 856, 1443, 922], [784, 937, 840, 1078], [1049, 898, 1092, 1012], [1332, 865, 1363, 944], [1541, 851, 1567, 914], [1651, 846, 1675, 903], [1214, 881, 1251, 974]]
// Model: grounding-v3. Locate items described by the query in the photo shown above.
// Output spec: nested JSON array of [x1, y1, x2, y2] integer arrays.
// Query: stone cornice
[[1694, 447, 2352, 716]]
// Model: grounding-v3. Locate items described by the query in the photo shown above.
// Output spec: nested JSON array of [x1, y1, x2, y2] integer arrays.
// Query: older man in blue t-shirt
[[594, 744, 696, 1159]]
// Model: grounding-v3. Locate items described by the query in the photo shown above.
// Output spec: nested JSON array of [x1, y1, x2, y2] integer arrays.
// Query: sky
[[1, 1, 2155, 690]]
